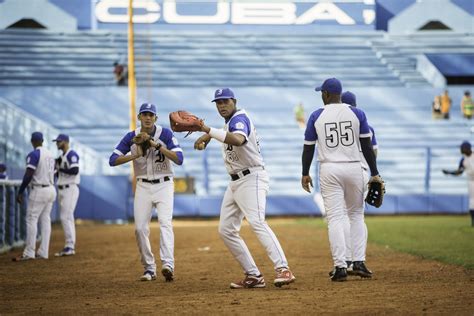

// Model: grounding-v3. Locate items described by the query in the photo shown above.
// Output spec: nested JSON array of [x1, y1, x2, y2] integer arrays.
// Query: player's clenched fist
[[194, 134, 211, 151]]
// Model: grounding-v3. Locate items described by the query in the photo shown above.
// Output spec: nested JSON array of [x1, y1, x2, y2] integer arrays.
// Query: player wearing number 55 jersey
[[194, 88, 295, 289], [109, 103, 183, 282], [13, 132, 57, 261], [301, 78, 382, 281]]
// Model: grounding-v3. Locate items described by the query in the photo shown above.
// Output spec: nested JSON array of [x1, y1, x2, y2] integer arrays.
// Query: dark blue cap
[[342, 91, 357, 107], [315, 78, 342, 95], [212, 88, 235, 102], [0, 163, 5, 170], [139, 103, 157, 115], [53, 134, 69, 142], [461, 141, 471, 150], [31, 131, 43, 142]]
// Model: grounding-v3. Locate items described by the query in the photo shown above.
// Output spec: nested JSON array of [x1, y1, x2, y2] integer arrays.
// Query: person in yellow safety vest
[[461, 91, 473, 119]]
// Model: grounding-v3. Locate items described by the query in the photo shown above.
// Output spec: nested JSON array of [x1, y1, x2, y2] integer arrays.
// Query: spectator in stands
[[461, 91, 473, 120], [440, 90, 451, 119], [294, 102, 306, 129], [113, 61, 127, 86], [0, 163, 7, 179], [432, 95, 442, 119]]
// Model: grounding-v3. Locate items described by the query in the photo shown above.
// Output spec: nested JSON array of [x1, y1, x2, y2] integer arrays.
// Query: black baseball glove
[[366, 175, 385, 208]]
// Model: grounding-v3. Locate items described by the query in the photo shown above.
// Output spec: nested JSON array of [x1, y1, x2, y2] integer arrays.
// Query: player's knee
[[246, 217, 265, 231], [135, 225, 149, 236], [159, 219, 172, 229], [218, 224, 234, 238]]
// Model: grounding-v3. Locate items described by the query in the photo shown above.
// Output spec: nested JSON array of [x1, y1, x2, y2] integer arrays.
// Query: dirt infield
[[1, 218, 473, 314]]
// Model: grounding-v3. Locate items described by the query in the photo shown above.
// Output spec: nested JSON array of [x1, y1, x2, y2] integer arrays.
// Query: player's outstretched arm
[[199, 123, 246, 146], [442, 168, 463, 176]]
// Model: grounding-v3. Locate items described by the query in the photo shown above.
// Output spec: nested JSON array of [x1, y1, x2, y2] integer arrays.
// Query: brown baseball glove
[[132, 132, 151, 156], [169, 111, 203, 136]]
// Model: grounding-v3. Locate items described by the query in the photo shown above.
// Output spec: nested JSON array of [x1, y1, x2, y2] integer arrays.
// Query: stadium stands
[[0, 29, 455, 88]]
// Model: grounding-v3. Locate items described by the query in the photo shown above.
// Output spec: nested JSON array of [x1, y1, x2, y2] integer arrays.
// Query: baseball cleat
[[140, 270, 157, 281], [54, 247, 75, 257], [351, 261, 373, 278], [161, 266, 174, 282], [230, 274, 266, 289], [12, 255, 35, 262], [274, 267, 296, 287], [329, 261, 352, 277], [330, 267, 347, 282]]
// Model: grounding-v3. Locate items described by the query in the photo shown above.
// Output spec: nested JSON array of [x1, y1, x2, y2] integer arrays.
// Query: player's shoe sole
[[274, 277, 296, 288], [161, 267, 174, 282]]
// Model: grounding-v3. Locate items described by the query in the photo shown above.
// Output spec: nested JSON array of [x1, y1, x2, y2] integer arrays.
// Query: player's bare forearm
[[201, 124, 245, 146], [194, 134, 212, 150], [113, 154, 141, 166]]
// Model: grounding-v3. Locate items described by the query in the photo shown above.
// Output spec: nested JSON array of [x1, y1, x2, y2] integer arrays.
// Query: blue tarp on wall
[[72, 175, 469, 219]]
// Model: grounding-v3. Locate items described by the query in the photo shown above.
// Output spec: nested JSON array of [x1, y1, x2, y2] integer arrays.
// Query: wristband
[[208, 127, 227, 143]]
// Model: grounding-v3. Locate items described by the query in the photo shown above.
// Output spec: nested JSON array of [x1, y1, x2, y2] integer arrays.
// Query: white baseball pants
[[58, 184, 79, 249], [23, 186, 56, 259], [468, 180, 474, 210], [218, 170, 289, 276], [134, 179, 174, 273], [320, 162, 366, 268], [343, 169, 369, 261]]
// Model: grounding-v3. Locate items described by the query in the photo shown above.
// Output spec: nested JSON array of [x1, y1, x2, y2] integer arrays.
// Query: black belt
[[58, 185, 70, 190], [139, 176, 170, 184], [33, 184, 50, 188], [231, 169, 251, 181]]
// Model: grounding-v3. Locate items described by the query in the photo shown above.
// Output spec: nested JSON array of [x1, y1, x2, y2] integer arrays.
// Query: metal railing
[[0, 180, 26, 254]]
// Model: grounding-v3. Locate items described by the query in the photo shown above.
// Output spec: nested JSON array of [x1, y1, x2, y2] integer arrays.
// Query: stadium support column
[[128, 0, 137, 193]]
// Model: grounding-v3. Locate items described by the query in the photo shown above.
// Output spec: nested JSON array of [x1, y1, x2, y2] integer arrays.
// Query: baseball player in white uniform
[[53, 134, 80, 257], [109, 103, 183, 282], [194, 88, 296, 289], [13, 132, 56, 261], [333, 91, 378, 275], [301, 78, 382, 281], [442, 141, 474, 226]]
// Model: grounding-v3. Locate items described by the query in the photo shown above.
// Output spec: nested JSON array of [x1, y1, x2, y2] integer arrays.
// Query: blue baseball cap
[[31, 131, 43, 142], [342, 91, 357, 107], [139, 103, 157, 115], [212, 88, 235, 102], [0, 163, 5, 170], [53, 134, 69, 142], [461, 141, 471, 150], [315, 78, 342, 95]]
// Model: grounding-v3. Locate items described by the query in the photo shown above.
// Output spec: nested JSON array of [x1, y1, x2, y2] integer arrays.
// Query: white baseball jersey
[[111, 125, 183, 180], [304, 103, 371, 163], [57, 149, 80, 185], [461, 154, 474, 180], [26, 146, 55, 185], [222, 109, 264, 174]]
